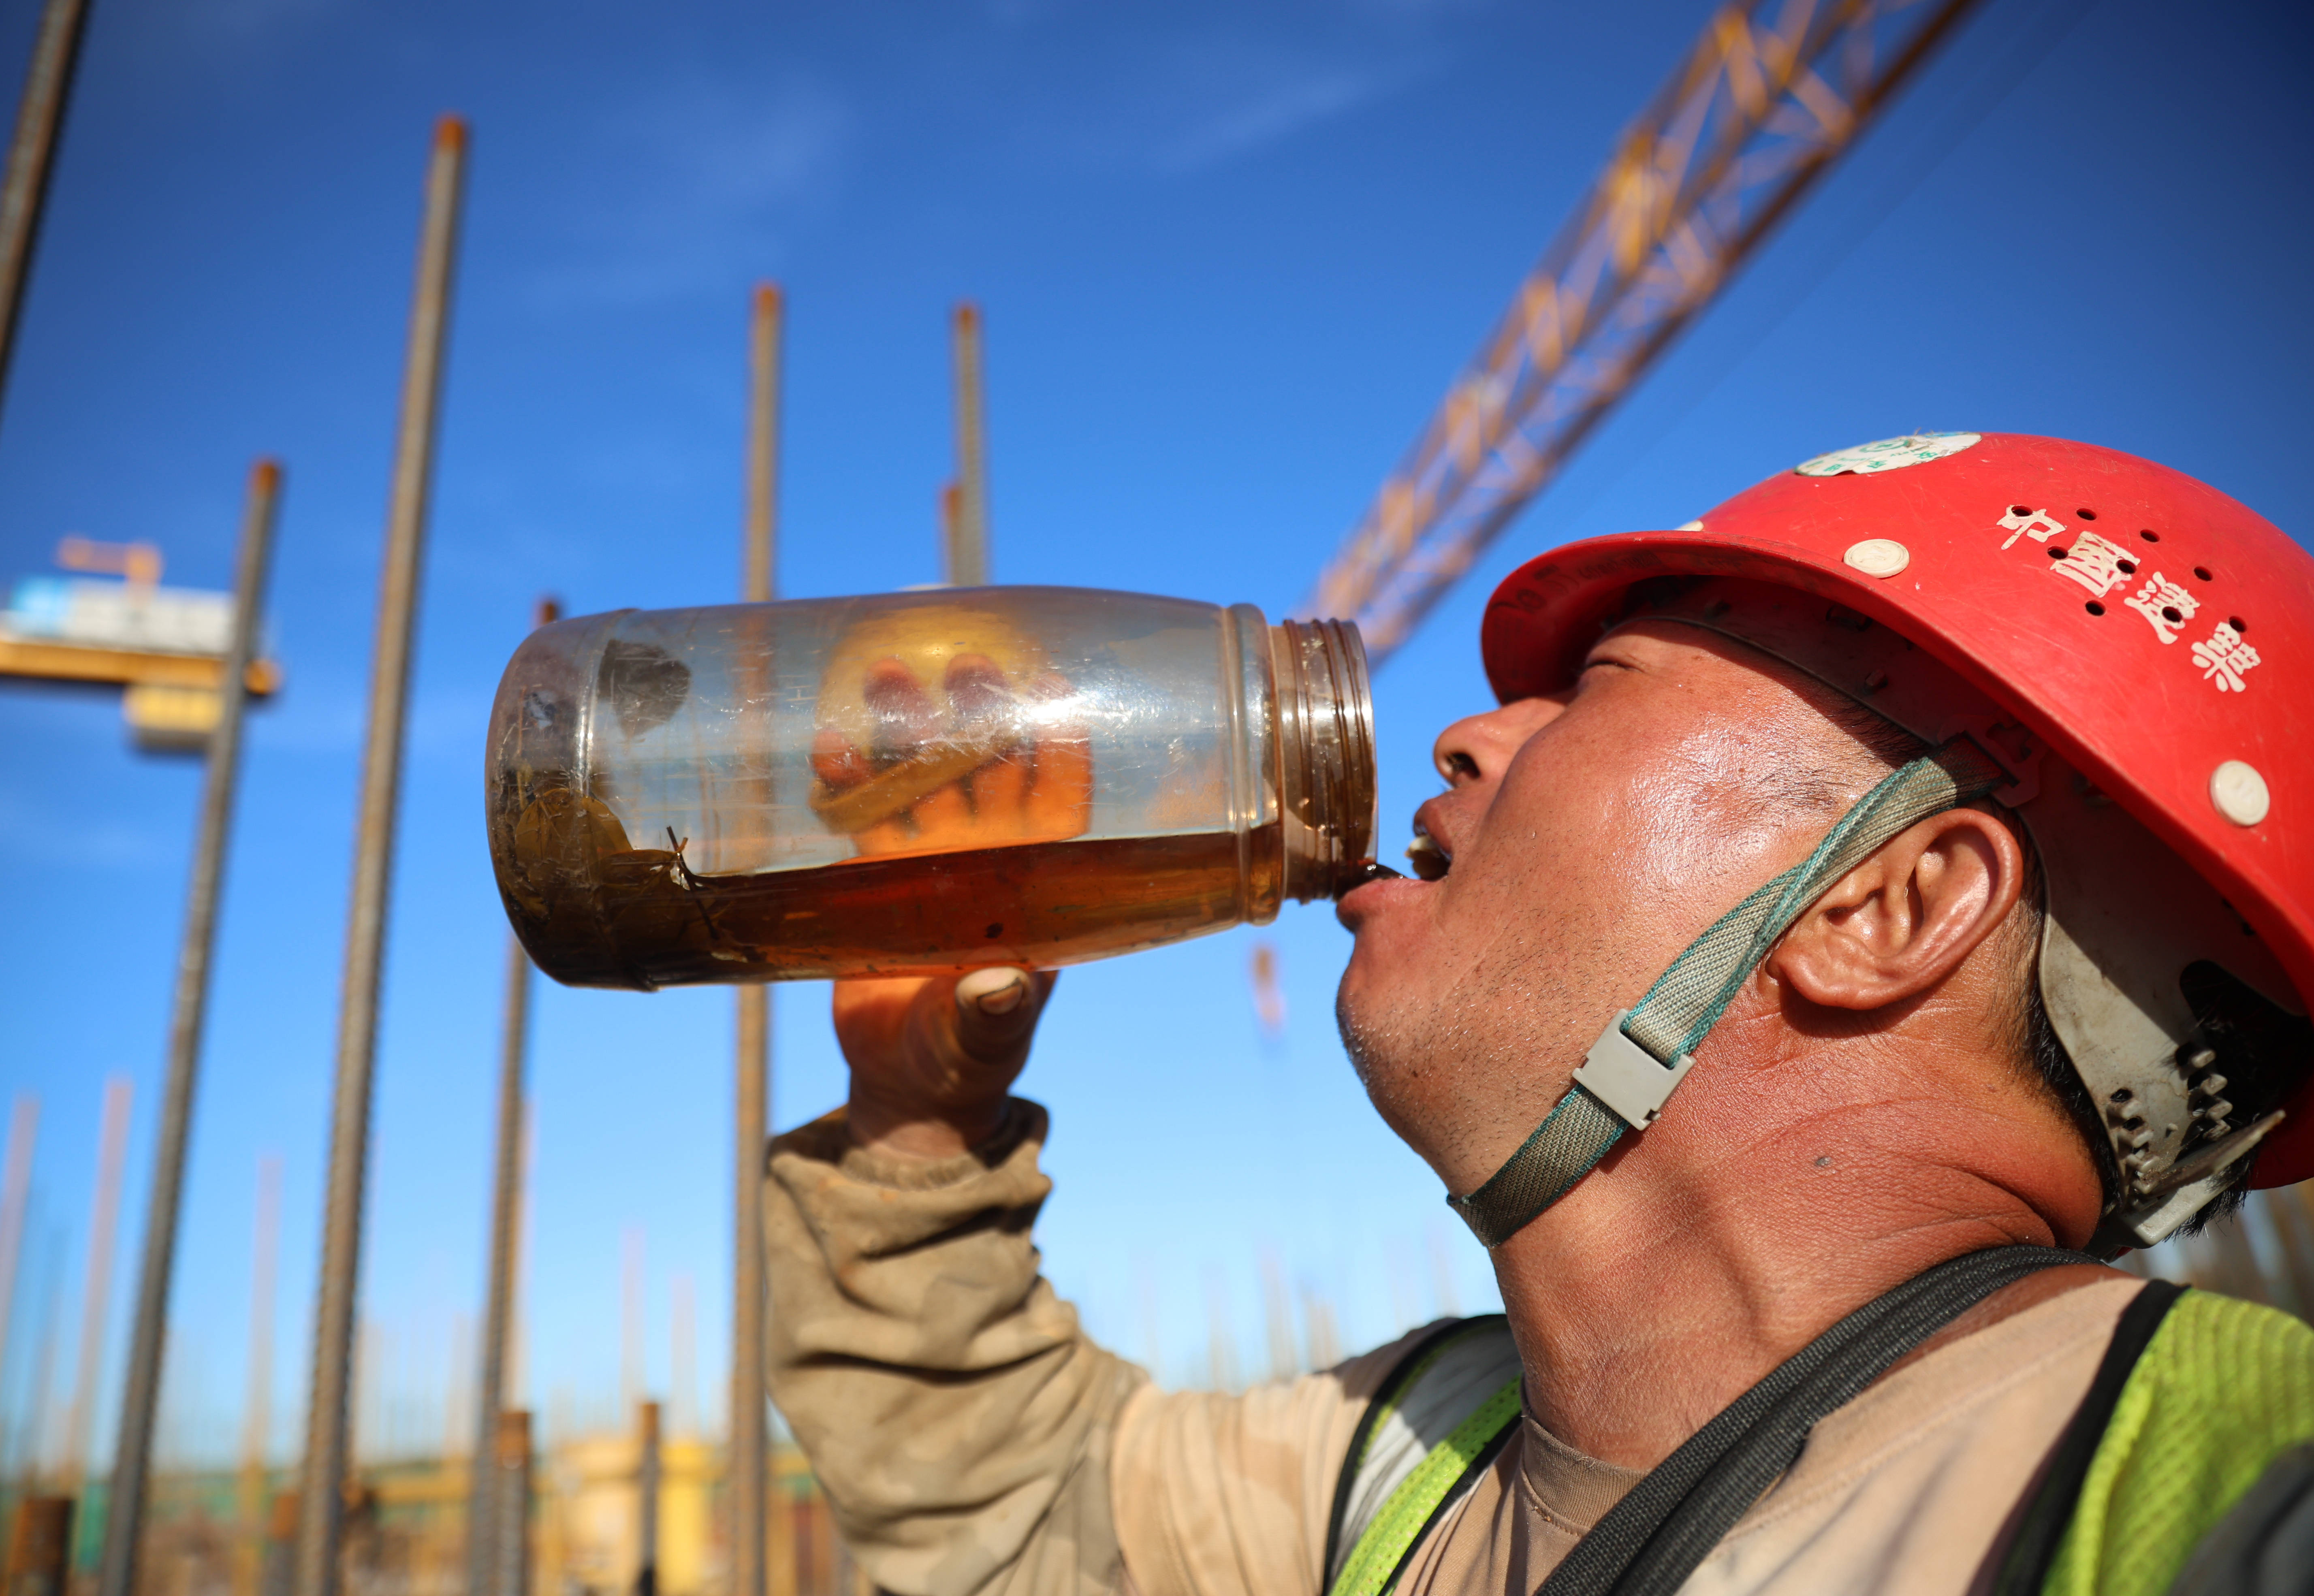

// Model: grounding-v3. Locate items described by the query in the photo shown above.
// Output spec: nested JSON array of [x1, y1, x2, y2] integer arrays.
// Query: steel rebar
[[465, 601, 552, 1596], [13, 1233, 63, 1490], [729, 279, 782, 1596], [743, 284, 781, 608], [98, 457, 283, 1596], [58, 1075, 129, 1494], [0, 1097, 38, 1450], [238, 1156, 283, 1596], [0, 0, 93, 433], [487, 1413, 530, 1596], [634, 1401, 661, 1596], [292, 116, 467, 1596], [947, 303, 988, 587]]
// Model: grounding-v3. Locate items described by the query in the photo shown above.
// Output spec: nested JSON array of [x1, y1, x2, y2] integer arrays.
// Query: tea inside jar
[[509, 820, 1255, 988]]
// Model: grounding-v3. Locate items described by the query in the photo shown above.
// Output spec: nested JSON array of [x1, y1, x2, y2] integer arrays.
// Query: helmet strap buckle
[[1571, 1013, 1694, 1129]]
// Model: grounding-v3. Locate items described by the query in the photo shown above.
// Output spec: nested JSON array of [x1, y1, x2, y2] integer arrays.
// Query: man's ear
[[1766, 807, 2027, 1012]]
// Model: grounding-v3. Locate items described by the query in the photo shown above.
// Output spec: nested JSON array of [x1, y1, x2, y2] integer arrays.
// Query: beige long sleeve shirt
[[764, 1100, 2137, 1596]]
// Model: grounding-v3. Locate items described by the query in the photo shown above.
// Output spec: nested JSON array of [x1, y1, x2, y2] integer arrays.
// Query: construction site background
[[0, 1436, 863, 1596], [0, 1184, 2308, 1596]]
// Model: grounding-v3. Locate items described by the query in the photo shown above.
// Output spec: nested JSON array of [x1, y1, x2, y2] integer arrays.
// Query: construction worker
[[761, 433, 2314, 1595]]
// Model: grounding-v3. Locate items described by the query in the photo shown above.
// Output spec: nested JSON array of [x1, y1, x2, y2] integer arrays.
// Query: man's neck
[[1484, 1112, 2094, 1471]]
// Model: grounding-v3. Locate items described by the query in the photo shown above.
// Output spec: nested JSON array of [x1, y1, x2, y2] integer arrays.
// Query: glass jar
[[485, 587, 1379, 989]]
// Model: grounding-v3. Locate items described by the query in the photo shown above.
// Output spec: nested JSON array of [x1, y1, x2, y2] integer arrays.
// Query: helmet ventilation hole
[[2139, 529, 2161, 543], [2194, 565, 2214, 581], [2085, 601, 2107, 616], [2076, 508, 2098, 520], [2230, 615, 2247, 632]]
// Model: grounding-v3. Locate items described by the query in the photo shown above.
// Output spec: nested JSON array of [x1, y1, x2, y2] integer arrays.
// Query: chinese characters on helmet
[[1994, 506, 2261, 694]]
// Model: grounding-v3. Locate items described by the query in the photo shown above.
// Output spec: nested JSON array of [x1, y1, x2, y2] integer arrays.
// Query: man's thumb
[[950, 966, 1047, 1061]]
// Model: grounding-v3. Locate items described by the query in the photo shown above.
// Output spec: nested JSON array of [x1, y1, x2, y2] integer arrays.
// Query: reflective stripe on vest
[[1325, 1317, 1522, 1596]]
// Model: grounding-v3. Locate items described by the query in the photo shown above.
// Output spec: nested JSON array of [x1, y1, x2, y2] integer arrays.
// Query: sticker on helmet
[[1795, 433, 1981, 477]]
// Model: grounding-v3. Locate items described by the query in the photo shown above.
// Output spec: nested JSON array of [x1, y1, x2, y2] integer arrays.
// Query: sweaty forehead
[[1594, 612, 1803, 677], [1585, 577, 2010, 755], [1588, 611, 1891, 733], [1475, 619, 1912, 814]]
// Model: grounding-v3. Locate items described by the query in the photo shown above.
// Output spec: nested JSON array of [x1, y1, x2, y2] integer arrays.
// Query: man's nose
[[1430, 697, 1563, 786]]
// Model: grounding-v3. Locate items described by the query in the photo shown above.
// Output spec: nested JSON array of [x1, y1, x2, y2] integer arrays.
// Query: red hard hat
[[1479, 432, 2314, 1195]]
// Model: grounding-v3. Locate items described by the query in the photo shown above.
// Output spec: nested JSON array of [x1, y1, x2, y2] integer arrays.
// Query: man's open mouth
[[1407, 826, 1450, 881]]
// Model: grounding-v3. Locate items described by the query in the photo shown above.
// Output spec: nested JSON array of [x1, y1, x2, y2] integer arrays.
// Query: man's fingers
[[945, 653, 1014, 729], [822, 657, 1091, 856], [914, 783, 973, 837], [864, 657, 938, 766], [1023, 730, 1094, 838], [810, 727, 872, 790], [970, 751, 1033, 818]]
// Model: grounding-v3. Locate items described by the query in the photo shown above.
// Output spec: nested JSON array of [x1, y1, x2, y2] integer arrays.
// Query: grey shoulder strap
[[2168, 1442, 2314, 1596], [1540, 1246, 2097, 1596], [1323, 1315, 1523, 1590]]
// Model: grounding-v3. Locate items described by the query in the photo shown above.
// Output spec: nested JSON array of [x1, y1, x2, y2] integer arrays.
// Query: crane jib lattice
[[1307, 0, 1983, 662]]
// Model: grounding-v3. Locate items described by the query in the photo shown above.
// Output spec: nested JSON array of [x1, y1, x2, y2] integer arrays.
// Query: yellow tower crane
[[1308, 0, 1982, 659]]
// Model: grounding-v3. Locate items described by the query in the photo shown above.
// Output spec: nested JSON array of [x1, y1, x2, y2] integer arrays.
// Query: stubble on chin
[[1335, 978, 1391, 1094], [1335, 975, 1456, 1155], [1335, 929, 1598, 1193]]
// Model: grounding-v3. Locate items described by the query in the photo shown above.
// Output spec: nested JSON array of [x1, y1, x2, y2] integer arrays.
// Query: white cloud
[[0, 780, 171, 871], [407, 681, 495, 765], [1157, 62, 1386, 172], [664, 78, 852, 214], [530, 73, 852, 311], [1097, 24, 1449, 177], [182, 0, 340, 40]]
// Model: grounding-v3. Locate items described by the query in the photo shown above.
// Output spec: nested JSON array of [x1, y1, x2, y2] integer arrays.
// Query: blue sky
[[0, 0, 2309, 1466]]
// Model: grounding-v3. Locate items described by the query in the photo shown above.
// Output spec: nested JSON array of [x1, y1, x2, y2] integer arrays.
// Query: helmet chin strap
[[1446, 737, 2011, 1250]]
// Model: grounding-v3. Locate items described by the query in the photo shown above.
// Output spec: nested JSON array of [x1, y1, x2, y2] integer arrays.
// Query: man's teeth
[[1406, 832, 1450, 882]]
